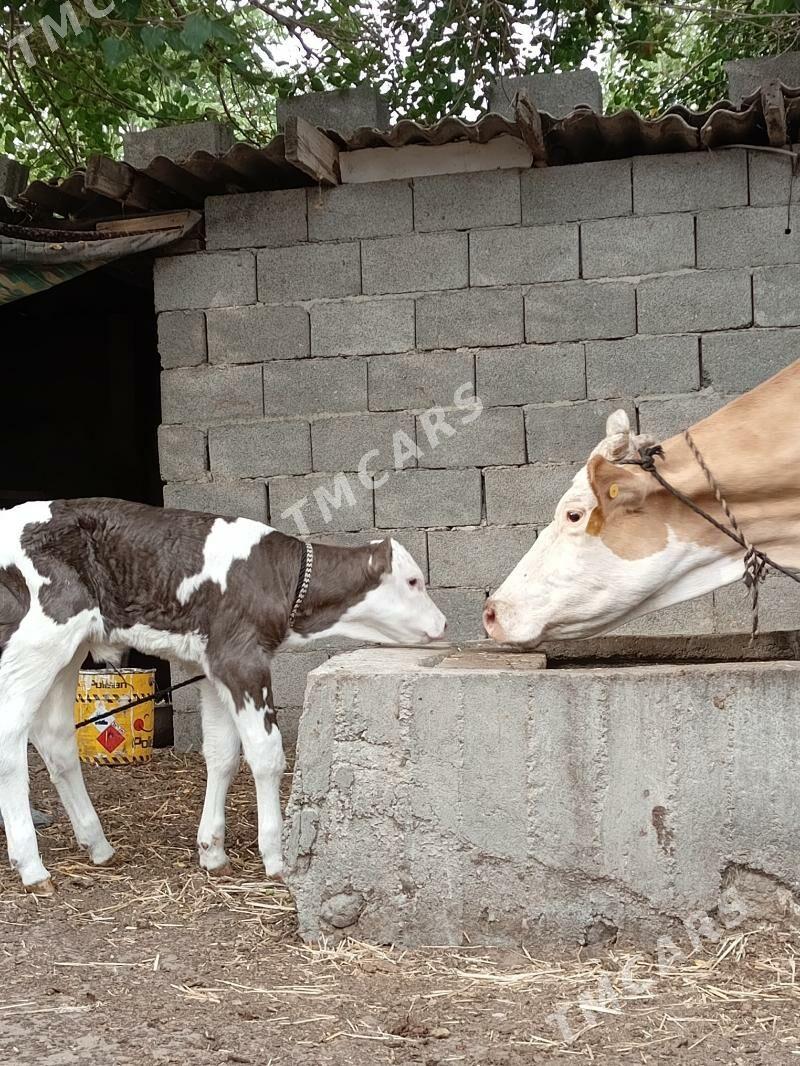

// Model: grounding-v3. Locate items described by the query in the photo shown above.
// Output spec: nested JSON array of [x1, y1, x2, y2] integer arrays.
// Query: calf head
[[483, 411, 736, 645], [302, 538, 447, 646]]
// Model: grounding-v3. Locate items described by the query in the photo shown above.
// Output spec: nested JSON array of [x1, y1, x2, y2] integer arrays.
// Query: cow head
[[483, 410, 741, 645]]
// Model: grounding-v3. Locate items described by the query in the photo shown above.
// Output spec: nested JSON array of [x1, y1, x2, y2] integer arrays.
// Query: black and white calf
[[0, 499, 446, 893]]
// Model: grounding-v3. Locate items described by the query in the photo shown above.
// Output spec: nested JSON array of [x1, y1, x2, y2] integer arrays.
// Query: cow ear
[[603, 408, 632, 461], [367, 537, 393, 578], [587, 455, 647, 514]]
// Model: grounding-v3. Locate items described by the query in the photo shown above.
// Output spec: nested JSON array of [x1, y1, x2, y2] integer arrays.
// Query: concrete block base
[[285, 641, 800, 946]]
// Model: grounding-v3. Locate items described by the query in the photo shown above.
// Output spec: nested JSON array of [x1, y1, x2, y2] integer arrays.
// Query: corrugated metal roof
[[6, 82, 800, 231]]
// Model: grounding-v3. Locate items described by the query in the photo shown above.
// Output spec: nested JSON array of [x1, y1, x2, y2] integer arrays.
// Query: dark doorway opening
[[0, 260, 172, 742], [0, 262, 161, 506]]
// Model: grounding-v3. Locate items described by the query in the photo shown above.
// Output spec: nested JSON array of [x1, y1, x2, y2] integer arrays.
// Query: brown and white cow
[[484, 359, 800, 645], [0, 499, 446, 893]]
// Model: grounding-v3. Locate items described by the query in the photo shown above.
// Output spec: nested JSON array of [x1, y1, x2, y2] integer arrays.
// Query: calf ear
[[587, 455, 647, 515], [367, 537, 393, 578]]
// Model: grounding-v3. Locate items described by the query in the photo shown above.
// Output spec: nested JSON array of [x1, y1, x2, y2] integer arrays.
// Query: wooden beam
[[284, 116, 340, 185], [513, 93, 547, 167], [762, 80, 788, 147], [84, 155, 179, 211], [96, 210, 197, 236]]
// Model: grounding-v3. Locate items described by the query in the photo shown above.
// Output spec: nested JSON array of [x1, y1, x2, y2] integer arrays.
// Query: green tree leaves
[[0, 1, 797, 180]]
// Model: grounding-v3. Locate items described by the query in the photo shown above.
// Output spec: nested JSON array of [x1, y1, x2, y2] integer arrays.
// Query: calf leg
[[30, 650, 114, 867], [197, 681, 240, 874], [216, 683, 286, 880], [0, 644, 84, 890]]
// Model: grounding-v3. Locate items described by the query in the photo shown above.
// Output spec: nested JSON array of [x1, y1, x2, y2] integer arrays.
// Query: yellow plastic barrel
[[74, 669, 156, 765]]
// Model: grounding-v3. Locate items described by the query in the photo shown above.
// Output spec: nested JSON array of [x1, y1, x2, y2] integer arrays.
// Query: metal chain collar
[[288, 542, 315, 631]]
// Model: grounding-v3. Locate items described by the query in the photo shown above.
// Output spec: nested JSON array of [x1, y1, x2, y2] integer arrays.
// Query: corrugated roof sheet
[[7, 82, 800, 231]]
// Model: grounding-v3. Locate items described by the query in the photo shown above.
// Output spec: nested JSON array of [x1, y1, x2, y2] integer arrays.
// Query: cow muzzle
[[483, 598, 508, 642]]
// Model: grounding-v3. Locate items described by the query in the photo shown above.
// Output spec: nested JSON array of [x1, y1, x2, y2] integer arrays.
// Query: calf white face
[[483, 411, 737, 646], [338, 540, 447, 645]]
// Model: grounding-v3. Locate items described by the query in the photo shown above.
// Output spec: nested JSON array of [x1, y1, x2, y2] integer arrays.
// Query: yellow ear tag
[[608, 483, 619, 499]]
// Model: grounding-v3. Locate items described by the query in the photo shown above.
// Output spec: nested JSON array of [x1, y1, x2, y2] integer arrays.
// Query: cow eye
[[408, 577, 419, 588], [566, 510, 583, 523]]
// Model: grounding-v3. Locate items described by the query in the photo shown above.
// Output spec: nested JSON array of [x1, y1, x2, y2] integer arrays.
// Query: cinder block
[[307, 181, 412, 241], [269, 472, 373, 534], [311, 412, 416, 472], [205, 188, 307, 250], [170, 663, 201, 719], [469, 224, 578, 286], [368, 350, 475, 412], [613, 594, 715, 636], [476, 343, 585, 406], [263, 358, 367, 417], [524, 280, 635, 343], [428, 525, 537, 587], [206, 304, 309, 363], [317, 528, 429, 579], [161, 365, 263, 424], [163, 480, 268, 522], [701, 328, 800, 393], [714, 571, 800, 634], [581, 214, 695, 278], [754, 265, 800, 326], [276, 706, 303, 755], [632, 151, 748, 215], [158, 425, 207, 482], [157, 311, 207, 368], [586, 335, 700, 399], [430, 588, 487, 640], [636, 270, 752, 335], [375, 468, 482, 528], [154, 251, 256, 311], [525, 399, 634, 463], [637, 390, 728, 441], [697, 206, 800, 268], [726, 53, 800, 103], [361, 232, 468, 294], [488, 70, 602, 117], [416, 288, 524, 350], [0, 154, 29, 197], [311, 297, 415, 357], [416, 406, 525, 468], [748, 148, 800, 207], [413, 170, 520, 232], [257, 242, 361, 302], [209, 420, 312, 478], [272, 650, 334, 708], [484, 464, 580, 525], [521, 159, 632, 225], [123, 120, 233, 169], [277, 86, 390, 136], [173, 711, 201, 752]]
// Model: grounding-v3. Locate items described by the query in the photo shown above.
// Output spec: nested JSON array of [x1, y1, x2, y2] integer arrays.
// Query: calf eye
[[408, 578, 420, 588], [567, 510, 583, 523]]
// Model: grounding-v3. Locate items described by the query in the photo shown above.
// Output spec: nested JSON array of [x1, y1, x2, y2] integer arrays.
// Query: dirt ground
[[1, 752, 799, 1066]]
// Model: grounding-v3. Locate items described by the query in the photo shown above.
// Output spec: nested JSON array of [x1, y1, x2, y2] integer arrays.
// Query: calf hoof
[[92, 849, 119, 869], [263, 855, 285, 882], [25, 878, 56, 897], [206, 863, 233, 879]]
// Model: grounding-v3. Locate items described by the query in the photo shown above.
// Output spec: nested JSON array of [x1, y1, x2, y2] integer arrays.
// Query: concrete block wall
[[154, 148, 800, 749]]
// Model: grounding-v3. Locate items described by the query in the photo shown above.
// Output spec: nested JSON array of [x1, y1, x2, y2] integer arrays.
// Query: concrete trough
[[284, 634, 800, 946]]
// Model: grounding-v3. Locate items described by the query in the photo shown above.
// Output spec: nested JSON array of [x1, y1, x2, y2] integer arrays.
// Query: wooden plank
[[762, 80, 788, 147], [513, 93, 547, 167], [284, 116, 340, 184], [84, 154, 179, 211], [96, 210, 196, 235]]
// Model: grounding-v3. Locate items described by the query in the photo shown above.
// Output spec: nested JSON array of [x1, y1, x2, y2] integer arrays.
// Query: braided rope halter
[[621, 433, 799, 639]]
